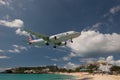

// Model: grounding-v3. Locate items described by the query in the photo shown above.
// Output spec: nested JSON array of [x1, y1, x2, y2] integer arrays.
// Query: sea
[[0, 74, 77, 80]]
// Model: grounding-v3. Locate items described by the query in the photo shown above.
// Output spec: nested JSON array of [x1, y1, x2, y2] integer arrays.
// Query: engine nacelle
[[54, 36, 57, 40]]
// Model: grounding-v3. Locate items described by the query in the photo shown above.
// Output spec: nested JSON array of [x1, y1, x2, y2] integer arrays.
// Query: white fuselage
[[29, 31, 80, 46]]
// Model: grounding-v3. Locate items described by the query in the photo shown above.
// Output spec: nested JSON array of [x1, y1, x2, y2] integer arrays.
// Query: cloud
[[115, 60, 120, 66], [8, 45, 27, 53], [0, 45, 27, 53], [0, 0, 9, 6], [50, 53, 76, 62], [105, 56, 120, 66], [51, 58, 59, 62], [103, 5, 120, 22], [0, 19, 24, 28], [62, 52, 76, 61], [62, 56, 71, 61], [97, 56, 120, 66], [0, 0, 14, 10], [110, 5, 120, 14], [80, 58, 97, 63], [89, 23, 102, 31], [0, 19, 26, 36], [99, 64, 112, 72], [0, 49, 4, 53], [0, 55, 9, 59], [106, 56, 113, 62], [67, 31, 120, 57], [0, 20, 27, 53], [8, 48, 20, 53], [64, 62, 79, 69], [16, 28, 29, 36], [98, 56, 120, 72]]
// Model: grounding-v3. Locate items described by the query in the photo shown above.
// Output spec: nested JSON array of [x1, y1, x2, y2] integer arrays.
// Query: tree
[[87, 64, 98, 73], [110, 66, 120, 74]]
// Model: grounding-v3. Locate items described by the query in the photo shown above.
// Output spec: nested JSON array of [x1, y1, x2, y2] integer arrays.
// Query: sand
[[59, 72, 120, 80]]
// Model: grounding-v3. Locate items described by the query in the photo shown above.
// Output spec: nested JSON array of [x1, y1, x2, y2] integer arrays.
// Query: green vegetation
[[3, 64, 120, 74], [87, 64, 98, 73], [110, 66, 120, 74]]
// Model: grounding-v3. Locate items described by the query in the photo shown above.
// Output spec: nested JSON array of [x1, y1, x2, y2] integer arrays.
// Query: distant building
[[42, 68, 50, 72], [99, 64, 112, 73], [24, 70, 36, 73]]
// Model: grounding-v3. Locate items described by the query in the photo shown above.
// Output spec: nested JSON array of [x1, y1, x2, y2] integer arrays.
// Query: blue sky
[[0, 0, 120, 70]]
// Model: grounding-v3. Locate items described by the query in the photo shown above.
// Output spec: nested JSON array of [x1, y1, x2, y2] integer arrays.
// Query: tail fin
[[28, 34, 35, 41]]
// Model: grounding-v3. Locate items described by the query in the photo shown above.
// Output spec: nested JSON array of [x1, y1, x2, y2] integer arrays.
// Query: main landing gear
[[45, 42, 49, 45], [71, 39, 73, 43]]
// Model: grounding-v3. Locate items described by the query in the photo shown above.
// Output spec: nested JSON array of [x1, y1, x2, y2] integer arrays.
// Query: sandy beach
[[59, 72, 120, 80]]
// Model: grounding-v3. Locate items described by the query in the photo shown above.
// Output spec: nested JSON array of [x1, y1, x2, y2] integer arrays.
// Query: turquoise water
[[0, 74, 77, 80]]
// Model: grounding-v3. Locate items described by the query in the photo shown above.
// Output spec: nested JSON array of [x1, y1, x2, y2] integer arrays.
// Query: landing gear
[[71, 39, 73, 43], [65, 41, 67, 45], [45, 42, 49, 45], [54, 36, 57, 40], [28, 42, 32, 45], [53, 45, 56, 48]]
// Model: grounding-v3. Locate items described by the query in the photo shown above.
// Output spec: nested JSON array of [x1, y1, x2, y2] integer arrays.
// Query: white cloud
[[106, 56, 113, 62], [97, 56, 120, 66], [63, 56, 71, 61], [67, 31, 120, 56], [115, 60, 120, 66], [0, 49, 4, 52], [13, 45, 27, 50], [105, 56, 120, 66], [16, 28, 29, 36], [90, 23, 102, 31], [8, 48, 20, 53], [51, 58, 59, 62], [8, 45, 27, 53], [80, 58, 97, 63], [64, 62, 79, 69], [0, 0, 9, 6], [62, 52, 76, 61], [98, 56, 120, 72], [0, 55, 9, 59], [0, 45, 27, 53], [99, 57, 106, 61], [103, 5, 120, 22], [99, 64, 112, 72], [0, 19, 24, 28], [110, 5, 120, 14], [0, 0, 14, 10]]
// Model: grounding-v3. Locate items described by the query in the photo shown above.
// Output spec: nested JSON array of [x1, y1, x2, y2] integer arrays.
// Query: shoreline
[[57, 72, 120, 80]]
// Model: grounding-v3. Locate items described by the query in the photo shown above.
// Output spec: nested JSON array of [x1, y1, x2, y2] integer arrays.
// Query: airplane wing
[[33, 41, 45, 46], [24, 29, 49, 41]]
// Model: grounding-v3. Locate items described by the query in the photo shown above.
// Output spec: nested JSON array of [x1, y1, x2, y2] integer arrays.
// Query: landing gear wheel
[[65, 41, 67, 45], [28, 42, 32, 45], [54, 36, 57, 40], [45, 42, 49, 45], [71, 39, 73, 43]]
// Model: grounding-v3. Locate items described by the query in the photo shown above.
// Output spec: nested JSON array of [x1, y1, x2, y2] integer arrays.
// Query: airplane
[[25, 29, 80, 48]]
